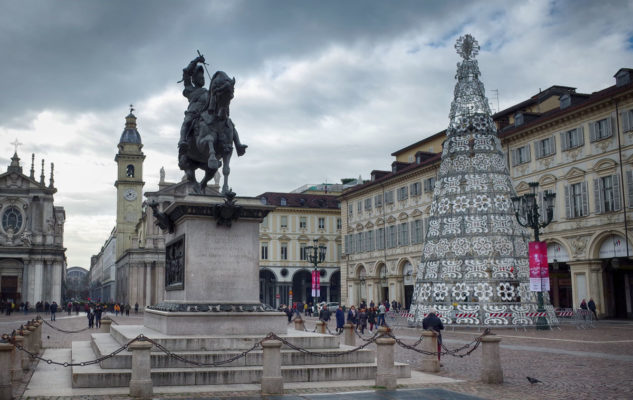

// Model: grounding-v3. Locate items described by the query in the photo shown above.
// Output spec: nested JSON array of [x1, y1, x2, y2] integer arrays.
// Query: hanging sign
[[310, 269, 321, 298], [529, 241, 549, 292]]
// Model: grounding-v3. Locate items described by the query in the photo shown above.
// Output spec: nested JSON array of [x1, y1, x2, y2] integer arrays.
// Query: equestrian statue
[[178, 53, 247, 195]]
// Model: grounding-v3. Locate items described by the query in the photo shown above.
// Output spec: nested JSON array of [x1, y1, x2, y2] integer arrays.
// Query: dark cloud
[[1, 0, 632, 268], [0, 0, 476, 121]]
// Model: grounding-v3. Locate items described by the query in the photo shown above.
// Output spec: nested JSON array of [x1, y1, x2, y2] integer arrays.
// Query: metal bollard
[[0, 343, 13, 400], [261, 339, 283, 395], [420, 330, 440, 372], [100, 319, 112, 333], [293, 318, 305, 331], [315, 321, 326, 334], [480, 335, 503, 384], [375, 337, 397, 389], [343, 323, 355, 346], [128, 340, 153, 399]]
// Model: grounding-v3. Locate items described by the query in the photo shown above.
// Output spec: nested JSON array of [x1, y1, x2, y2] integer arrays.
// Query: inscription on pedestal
[[165, 235, 185, 291]]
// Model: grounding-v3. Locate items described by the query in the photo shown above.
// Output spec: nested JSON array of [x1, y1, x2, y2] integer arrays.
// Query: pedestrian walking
[[87, 308, 95, 328], [125, 304, 130, 316], [422, 308, 444, 363], [588, 298, 598, 321], [580, 298, 588, 320], [358, 308, 368, 334], [134, 302, 139, 314], [335, 306, 345, 333], [347, 305, 357, 327], [95, 306, 102, 328], [319, 305, 330, 323], [377, 302, 386, 326], [50, 301, 58, 321], [368, 307, 376, 332]]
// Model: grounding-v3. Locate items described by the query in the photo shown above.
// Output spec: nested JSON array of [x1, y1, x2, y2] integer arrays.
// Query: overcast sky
[[1, 0, 632, 269]]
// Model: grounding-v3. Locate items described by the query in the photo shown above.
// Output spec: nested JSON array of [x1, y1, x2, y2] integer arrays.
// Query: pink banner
[[529, 241, 549, 292]]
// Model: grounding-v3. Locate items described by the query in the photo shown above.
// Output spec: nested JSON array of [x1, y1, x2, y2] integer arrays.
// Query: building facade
[[258, 189, 342, 308], [340, 68, 633, 318], [65, 266, 89, 300], [0, 151, 66, 306], [89, 229, 115, 302]]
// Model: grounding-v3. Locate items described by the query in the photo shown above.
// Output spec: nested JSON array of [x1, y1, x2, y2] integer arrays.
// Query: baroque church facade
[[0, 150, 66, 306]]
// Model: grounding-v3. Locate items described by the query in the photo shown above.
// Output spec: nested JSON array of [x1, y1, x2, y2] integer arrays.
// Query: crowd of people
[[280, 299, 404, 334], [1, 299, 142, 327]]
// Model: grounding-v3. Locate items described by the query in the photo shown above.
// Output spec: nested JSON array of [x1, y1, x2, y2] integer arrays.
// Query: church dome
[[119, 112, 142, 145]]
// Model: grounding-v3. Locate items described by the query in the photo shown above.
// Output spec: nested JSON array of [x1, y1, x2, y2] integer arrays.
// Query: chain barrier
[[4, 320, 492, 367], [142, 335, 266, 367], [386, 328, 491, 358], [325, 324, 343, 336], [41, 318, 92, 334], [353, 327, 381, 342], [261, 332, 381, 357], [6, 334, 140, 367], [104, 317, 119, 325]]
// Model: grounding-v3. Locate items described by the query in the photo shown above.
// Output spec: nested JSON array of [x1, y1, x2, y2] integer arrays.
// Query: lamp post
[[305, 239, 327, 303], [511, 182, 556, 330]]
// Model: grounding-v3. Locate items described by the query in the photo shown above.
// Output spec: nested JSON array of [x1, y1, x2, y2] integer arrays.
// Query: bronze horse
[[179, 71, 247, 194]]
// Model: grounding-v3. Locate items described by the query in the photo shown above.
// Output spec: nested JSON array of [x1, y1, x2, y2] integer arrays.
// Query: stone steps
[[90, 333, 376, 369], [110, 325, 340, 351], [72, 341, 410, 388]]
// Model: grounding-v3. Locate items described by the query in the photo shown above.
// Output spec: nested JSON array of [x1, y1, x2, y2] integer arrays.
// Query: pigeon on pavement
[[527, 376, 542, 384]]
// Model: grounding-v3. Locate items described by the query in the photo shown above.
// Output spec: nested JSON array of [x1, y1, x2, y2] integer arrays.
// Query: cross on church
[[11, 138, 23, 154]]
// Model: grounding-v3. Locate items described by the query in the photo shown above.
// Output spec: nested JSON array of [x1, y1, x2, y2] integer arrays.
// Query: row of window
[[343, 220, 425, 254], [350, 179, 435, 217], [261, 215, 341, 231], [260, 242, 342, 261], [511, 113, 632, 166], [565, 174, 625, 218]]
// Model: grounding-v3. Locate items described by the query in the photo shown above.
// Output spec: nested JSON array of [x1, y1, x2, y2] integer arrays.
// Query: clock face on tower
[[124, 188, 138, 201]]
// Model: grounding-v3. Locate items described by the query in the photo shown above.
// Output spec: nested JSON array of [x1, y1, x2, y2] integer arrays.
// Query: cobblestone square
[[2, 312, 632, 399]]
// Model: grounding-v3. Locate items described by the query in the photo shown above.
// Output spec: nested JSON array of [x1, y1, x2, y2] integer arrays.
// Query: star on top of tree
[[455, 34, 479, 60]]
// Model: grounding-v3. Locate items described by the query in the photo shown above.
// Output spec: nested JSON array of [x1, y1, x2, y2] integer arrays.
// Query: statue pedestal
[[144, 194, 287, 335]]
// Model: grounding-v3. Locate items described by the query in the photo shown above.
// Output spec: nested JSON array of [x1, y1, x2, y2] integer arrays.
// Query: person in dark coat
[[368, 307, 377, 332], [319, 305, 330, 322], [87, 309, 94, 328], [95, 306, 103, 328], [588, 298, 598, 321], [358, 308, 368, 334], [347, 305, 358, 327], [422, 308, 444, 361], [50, 301, 58, 321], [335, 306, 345, 333]]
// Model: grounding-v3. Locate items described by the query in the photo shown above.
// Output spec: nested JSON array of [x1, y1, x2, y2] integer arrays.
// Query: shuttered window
[[535, 136, 556, 159], [621, 109, 633, 133], [376, 228, 385, 250], [511, 144, 531, 166], [564, 182, 589, 218], [594, 174, 621, 213], [560, 127, 585, 150], [423, 178, 436, 193], [590, 115, 615, 142], [398, 222, 409, 246]]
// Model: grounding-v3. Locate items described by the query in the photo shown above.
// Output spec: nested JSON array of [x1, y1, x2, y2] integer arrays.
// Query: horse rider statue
[[178, 54, 247, 195]]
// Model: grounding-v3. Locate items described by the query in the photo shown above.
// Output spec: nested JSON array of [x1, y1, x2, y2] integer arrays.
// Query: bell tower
[[114, 108, 145, 260]]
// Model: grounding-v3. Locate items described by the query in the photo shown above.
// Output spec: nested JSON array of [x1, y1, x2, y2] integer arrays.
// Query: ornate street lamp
[[305, 239, 327, 302], [511, 182, 555, 330]]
